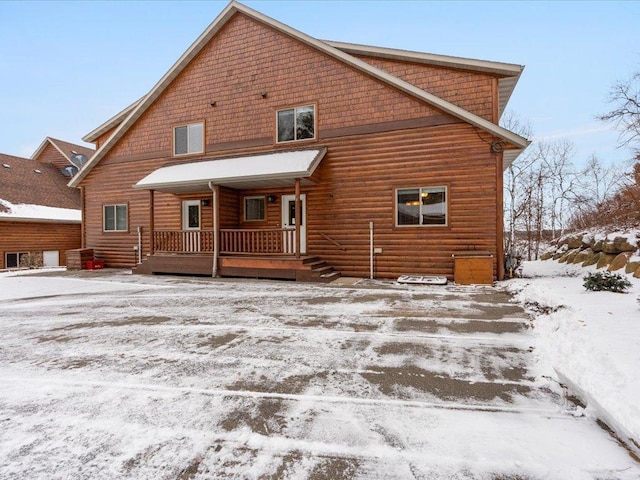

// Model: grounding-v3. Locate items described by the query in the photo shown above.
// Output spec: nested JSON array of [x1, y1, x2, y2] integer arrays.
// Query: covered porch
[[132, 148, 339, 282]]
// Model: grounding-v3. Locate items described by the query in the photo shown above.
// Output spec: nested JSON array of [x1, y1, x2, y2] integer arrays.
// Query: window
[[5, 252, 29, 268], [277, 105, 315, 143], [396, 187, 447, 226], [244, 196, 265, 222], [104, 204, 128, 232], [174, 122, 204, 155]]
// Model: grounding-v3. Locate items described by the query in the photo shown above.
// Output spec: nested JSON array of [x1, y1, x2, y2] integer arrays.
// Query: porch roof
[[134, 147, 326, 193]]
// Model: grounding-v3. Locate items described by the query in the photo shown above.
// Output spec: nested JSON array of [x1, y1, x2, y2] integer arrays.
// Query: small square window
[[277, 105, 315, 143], [174, 122, 204, 155], [244, 196, 265, 222], [104, 204, 128, 232], [396, 187, 447, 226]]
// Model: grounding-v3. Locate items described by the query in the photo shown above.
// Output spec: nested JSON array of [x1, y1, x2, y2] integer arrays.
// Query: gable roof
[[0, 153, 81, 222], [71, 1, 529, 187], [31, 137, 94, 166], [82, 98, 143, 144]]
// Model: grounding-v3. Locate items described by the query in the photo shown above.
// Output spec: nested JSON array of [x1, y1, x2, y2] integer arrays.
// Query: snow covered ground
[[506, 260, 640, 459], [0, 269, 638, 479]]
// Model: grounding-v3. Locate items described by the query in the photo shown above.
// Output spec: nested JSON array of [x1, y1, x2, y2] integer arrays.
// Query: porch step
[[297, 257, 341, 283], [134, 254, 340, 283]]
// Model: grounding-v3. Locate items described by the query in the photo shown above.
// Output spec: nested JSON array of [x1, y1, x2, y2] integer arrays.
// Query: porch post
[[149, 189, 155, 255], [295, 178, 301, 259], [210, 182, 219, 277]]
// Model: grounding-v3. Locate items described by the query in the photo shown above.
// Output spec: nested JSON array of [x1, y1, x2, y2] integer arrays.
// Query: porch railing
[[152, 228, 296, 255], [153, 230, 214, 253], [220, 228, 296, 255]]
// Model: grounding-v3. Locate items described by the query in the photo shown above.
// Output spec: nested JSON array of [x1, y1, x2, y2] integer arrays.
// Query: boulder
[[596, 253, 616, 269], [540, 252, 554, 261], [635, 266, 640, 279], [573, 250, 592, 264], [608, 252, 631, 271], [582, 252, 601, 267], [565, 250, 579, 264], [592, 240, 604, 253], [612, 236, 638, 253], [626, 260, 640, 274], [601, 241, 620, 254], [553, 251, 565, 260], [566, 236, 583, 249]]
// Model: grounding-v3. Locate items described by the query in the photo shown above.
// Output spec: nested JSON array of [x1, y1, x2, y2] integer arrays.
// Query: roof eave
[[325, 40, 524, 77], [82, 98, 143, 143], [0, 216, 81, 224]]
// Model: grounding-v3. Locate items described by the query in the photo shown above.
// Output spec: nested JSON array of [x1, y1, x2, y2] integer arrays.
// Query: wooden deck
[[133, 254, 339, 282]]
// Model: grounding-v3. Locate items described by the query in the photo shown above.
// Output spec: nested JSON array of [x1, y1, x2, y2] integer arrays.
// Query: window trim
[[173, 121, 205, 156], [103, 203, 129, 233], [243, 195, 266, 222], [275, 104, 317, 144], [395, 186, 448, 227]]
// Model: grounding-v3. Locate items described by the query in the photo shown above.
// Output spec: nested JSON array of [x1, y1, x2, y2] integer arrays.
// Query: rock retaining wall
[[541, 231, 640, 277]]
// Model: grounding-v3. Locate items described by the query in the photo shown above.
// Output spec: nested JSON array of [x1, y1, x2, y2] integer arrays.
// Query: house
[[70, 1, 529, 282], [0, 147, 85, 269]]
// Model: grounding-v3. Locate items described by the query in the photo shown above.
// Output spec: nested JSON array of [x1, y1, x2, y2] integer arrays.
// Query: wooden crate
[[453, 255, 494, 285], [66, 248, 94, 270]]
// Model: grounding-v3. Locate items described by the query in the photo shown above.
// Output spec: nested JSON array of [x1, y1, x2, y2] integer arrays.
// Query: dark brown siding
[[0, 221, 81, 268]]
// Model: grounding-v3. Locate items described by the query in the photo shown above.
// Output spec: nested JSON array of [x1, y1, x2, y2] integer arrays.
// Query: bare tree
[[597, 70, 640, 152], [501, 112, 534, 258]]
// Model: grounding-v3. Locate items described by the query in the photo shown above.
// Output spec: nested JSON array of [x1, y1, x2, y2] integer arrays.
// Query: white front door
[[281, 194, 306, 254], [182, 200, 201, 252]]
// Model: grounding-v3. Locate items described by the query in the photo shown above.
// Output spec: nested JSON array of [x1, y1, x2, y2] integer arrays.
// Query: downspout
[[137, 226, 142, 264], [369, 221, 374, 279], [208, 181, 219, 277]]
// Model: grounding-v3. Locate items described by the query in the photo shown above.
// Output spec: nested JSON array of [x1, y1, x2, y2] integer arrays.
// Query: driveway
[[0, 270, 637, 479]]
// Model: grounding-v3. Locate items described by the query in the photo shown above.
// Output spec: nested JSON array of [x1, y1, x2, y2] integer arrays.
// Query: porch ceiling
[[134, 147, 327, 193]]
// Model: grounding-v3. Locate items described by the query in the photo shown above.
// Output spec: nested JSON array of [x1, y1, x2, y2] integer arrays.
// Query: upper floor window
[[277, 105, 315, 143], [104, 204, 128, 232], [174, 122, 204, 155], [396, 187, 447, 226]]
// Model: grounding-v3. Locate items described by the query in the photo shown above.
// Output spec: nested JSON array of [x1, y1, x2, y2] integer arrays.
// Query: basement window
[[174, 122, 204, 156], [396, 186, 447, 226], [103, 204, 128, 232], [5, 252, 29, 268], [277, 105, 315, 143]]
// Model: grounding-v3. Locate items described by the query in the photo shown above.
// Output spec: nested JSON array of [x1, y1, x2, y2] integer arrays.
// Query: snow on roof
[[135, 148, 327, 192], [0, 198, 81, 223]]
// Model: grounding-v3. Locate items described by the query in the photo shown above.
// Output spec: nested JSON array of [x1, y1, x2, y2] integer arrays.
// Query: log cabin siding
[[352, 55, 496, 122], [104, 13, 441, 162], [0, 221, 81, 269], [81, 121, 501, 277]]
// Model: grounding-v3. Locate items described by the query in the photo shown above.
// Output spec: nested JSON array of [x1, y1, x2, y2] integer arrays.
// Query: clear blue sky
[[1, 1, 638, 166]]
